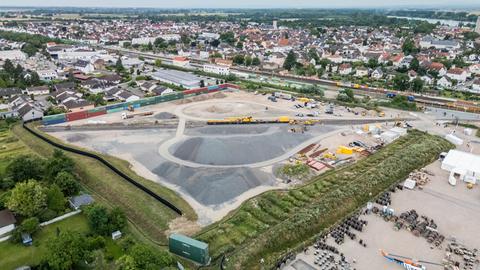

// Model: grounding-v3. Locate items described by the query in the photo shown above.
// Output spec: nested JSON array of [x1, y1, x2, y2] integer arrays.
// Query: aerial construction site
[[40, 87, 480, 270]]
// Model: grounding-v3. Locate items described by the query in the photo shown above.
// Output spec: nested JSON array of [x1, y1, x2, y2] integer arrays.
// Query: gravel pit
[[171, 129, 312, 166], [153, 161, 276, 205]]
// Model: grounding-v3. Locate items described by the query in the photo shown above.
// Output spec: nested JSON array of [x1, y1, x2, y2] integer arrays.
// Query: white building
[[446, 68, 468, 82], [26, 86, 50, 96], [441, 150, 480, 185], [57, 50, 99, 61], [131, 37, 156, 45], [0, 50, 27, 61], [203, 64, 230, 75], [172, 56, 190, 68], [475, 16, 480, 34], [37, 69, 58, 81]]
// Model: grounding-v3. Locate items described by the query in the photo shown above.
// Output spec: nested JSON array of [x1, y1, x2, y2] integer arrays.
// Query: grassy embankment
[[12, 123, 197, 245], [196, 130, 453, 269]]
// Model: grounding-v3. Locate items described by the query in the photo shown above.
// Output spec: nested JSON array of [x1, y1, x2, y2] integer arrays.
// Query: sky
[[0, 0, 479, 9]]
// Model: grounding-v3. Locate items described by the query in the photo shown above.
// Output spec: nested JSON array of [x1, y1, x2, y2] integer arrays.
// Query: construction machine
[[322, 152, 337, 160]]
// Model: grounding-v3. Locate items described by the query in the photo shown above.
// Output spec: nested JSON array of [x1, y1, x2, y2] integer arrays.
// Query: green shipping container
[[168, 234, 210, 265]]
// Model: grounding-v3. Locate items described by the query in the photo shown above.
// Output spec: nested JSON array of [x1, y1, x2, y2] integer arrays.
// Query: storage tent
[[444, 134, 463, 146], [380, 131, 400, 143], [441, 150, 480, 184]]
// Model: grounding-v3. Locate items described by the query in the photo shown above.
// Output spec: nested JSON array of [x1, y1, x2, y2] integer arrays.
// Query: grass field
[[12, 123, 197, 245], [196, 130, 453, 269], [0, 121, 32, 176], [0, 214, 89, 270]]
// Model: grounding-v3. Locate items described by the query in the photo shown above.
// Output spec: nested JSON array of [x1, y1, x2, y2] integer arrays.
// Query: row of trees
[[0, 59, 42, 89]]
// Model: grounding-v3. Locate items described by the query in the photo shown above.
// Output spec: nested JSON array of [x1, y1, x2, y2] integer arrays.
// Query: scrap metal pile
[[329, 215, 368, 247], [444, 241, 479, 270], [408, 169, 434, 188], [312, 240, 353, 270]]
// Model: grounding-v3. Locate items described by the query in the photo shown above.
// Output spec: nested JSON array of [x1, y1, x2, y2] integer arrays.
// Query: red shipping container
[[66, 111, 88, 122], [87, 110, 107, 118]]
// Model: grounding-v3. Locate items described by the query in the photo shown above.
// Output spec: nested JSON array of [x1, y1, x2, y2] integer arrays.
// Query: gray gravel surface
[[153, 161, 276, 205]]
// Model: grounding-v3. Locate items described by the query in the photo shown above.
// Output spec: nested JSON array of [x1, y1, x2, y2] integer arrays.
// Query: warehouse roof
[[169, 233, 208, 249], [151, 69, 200, 87], [441, 150, 480, 175]]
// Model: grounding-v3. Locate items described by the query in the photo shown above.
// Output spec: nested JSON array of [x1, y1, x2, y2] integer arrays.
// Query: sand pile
[[153, 161, 276, 205], [171, 131, 311, 166]]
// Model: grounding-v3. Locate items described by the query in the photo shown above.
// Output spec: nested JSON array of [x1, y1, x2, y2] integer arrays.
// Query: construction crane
[[380, 250, 445, 270]]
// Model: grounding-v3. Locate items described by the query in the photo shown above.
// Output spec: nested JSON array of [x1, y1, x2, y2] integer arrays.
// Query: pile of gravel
[[153, 162, 276, 205], [154, 112, 177, 120], [171, 130, 311, 166], [185, 125, 270, 136]]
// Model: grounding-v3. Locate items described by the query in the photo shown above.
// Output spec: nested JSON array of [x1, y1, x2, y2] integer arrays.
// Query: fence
[[22, 121, 183, 215]]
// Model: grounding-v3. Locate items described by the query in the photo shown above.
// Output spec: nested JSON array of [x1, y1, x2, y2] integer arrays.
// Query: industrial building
[[203, 64, 230, 75], [151, 69, 201, 89]]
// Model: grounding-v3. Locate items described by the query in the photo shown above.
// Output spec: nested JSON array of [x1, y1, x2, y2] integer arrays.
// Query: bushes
[[83, 204, 126, 236]]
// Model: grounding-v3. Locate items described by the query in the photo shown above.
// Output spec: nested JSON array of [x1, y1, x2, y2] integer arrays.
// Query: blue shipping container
[[43, 118, 66, 126], [208, 85, 219, 91]]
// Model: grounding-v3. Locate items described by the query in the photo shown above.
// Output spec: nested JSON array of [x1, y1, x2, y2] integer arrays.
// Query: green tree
[[393, 73, 410, 91], [45, 230, 89, 270], [46, 184, 66, 213], [5, 154, 45, 183], [245, 55, 252, 66], [154, 59, 162, 67], [128, 244, 174, 269], [252, 57, 261, 66], [308, 48, 320, 63], [45, 150, 75, 181], [84, 204, 110, 235], [318, 58, 331, 69], [411, 77, 424, 92], [236, 41, 243, 49], [6, 180, 47, 217], [402, 38, 418, 55], [233, 54, 245, 65], [21, 43, 38, 57], [116, 255, 137, 270], [20, 217, 40, 234], [219, 31, 235, 45], [367, 58, 378, 69], [115, 58, 125, 73], [410, 58, 420, 71], [283, 50, 297, 71]]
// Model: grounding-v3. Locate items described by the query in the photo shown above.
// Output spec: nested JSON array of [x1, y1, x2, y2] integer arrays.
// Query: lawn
[[0, 121, 32, 176], [196, 130, 453, 269], [12, 123, 197, 245], [0, 214, 89, 270]]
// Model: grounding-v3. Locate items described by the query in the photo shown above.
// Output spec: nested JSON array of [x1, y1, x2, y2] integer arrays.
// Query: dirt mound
[[171, 129, 311, 166], [153, 162, 276, 205]]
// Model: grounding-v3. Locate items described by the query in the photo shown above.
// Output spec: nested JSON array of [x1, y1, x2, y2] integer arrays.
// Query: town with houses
[[0, 11, 480, 121]]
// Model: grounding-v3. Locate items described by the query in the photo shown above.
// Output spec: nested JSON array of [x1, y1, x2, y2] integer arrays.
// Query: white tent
[[380, 131, 400, 143], [390, 127, 407, 136], [441, 150, 480, 184], [445, 134, 463, 146]]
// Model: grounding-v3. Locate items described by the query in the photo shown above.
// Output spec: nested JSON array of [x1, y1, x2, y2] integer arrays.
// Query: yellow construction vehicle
[[353, 84, 360, 89], [378, 111, 385, 117], [278, 116, 290, 123], [297, 97, 313, 103], [322, 152, 337, 160], [336, 146, 354, 155]]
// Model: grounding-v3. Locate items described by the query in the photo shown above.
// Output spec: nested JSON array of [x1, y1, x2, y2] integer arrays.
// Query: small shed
[[111, 230, 122, 240], [68, 194, 94, 210]]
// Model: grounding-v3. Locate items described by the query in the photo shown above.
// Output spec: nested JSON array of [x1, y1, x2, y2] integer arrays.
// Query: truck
[[274, 92, 293, 100], [407, 95, 415, 102], [386, 93, 396, 98], [325, 104, 334, 114], [268, 96, 277, 102]]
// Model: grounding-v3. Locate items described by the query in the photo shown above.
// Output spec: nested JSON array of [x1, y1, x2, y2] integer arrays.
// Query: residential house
[[338, 63, 352, 75], [74, 60, 95, 74], [116, 91, 140, 102], [69, 194, 94, 210], [420, 75, 434, 85], [62, 99, 94, 113], [408, 70, 418, 81], [14, 103, 44, 121], [97, 74, 122, 84], [172, 56, 190, 67], [446, 68, 468, 83], [26, 86, 50, 96], [0, 88, 22, 99], [355, 67, 368, 77], [472, 78, 480, 94], [54, 82, 76, 92], [469, 64, 480, 75], [429, 62, 447, 77], [371, 68, 384, 79], [150, 86, 174, 96], [0, 209, 16, 237], [37, 70, 58, 81], [437, 76, 453, 89]]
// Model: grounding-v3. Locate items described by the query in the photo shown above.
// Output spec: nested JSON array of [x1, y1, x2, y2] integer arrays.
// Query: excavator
[[381, 250, 445, 270]]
